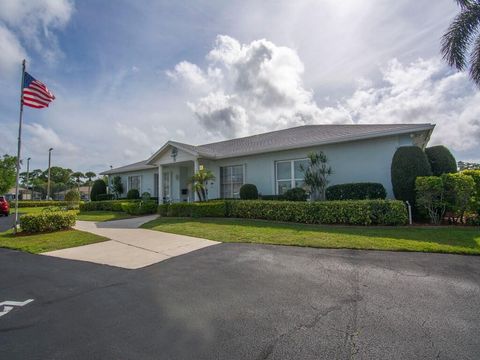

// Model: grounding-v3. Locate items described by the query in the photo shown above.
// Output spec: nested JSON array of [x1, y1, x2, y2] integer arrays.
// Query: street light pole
[[26, 157, 31, 200], [46, 148, 53, 200]]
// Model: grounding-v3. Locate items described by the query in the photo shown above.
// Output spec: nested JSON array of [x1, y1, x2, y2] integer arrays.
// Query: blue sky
[[0, 0, 478, 173]]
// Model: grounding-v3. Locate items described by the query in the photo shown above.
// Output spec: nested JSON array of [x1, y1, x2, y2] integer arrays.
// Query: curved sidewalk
[[43, 215, 219, 269]]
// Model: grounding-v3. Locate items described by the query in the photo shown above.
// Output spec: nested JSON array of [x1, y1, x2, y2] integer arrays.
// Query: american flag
[[22, 72, 55, 109]]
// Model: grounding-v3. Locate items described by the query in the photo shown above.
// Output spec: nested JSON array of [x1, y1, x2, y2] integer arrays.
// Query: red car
[[0, 196, 10, 216]]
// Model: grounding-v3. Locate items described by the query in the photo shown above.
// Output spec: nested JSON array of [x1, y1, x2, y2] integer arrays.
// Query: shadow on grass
[[145, 217, 480, 250]]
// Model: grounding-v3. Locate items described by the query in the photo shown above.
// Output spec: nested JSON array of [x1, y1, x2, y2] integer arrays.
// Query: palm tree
[[189, 169, 215, 202], [300, 152, 332, 201], [71, 171, 85, 191], [85, 171, 96, 196], [441, 0, 480, 86]]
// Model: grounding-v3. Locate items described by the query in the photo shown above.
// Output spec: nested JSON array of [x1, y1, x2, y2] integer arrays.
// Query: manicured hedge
[[226, 200, 407, 226], [121, 201, 157, 215], [79, 200, 140, 212], [391, 146, 432, 205], [159, 201, 226, 218], [21, 211, 76, 233], [284, 188, 308, 201], [12, 201, 75, 208], [159, 200, 407, 225], [127, 189, 140, 199], [326, 183, 387, 200], [260, 195, 286, 201], [425, 145, 457, 176]]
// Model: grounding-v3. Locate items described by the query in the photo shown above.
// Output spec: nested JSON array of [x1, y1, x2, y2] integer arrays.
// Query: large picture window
[[220, 165, 244, 198], [128, 175, 141, 192], [275, 159, 308, 195]]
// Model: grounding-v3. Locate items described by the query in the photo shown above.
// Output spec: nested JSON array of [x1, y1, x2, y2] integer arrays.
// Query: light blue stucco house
[[101, 124, 435, 202]]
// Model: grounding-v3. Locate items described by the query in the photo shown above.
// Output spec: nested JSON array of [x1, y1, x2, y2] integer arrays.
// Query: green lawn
[[76, 211, 133, 222], [17, 207, 133, 222], [0, 229, 108, 254], [142, 217, 480, 255]]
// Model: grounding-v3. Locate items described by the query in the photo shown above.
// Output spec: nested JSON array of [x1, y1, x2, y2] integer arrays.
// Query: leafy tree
[[391, 146, 432, 206], [415, 176, 446, 224], [300, 151, 332, 201], [442, 172, 475, 223], [441, 0, 480, 86], [190, 169, 215, 202], [425, 145, 457, 176], [0, 154, 17, 194], [112, 176, 124, 199], [90, 179, 107, 201]]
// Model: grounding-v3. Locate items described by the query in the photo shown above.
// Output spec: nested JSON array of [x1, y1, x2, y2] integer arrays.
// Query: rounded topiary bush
[[65, 189, 80, 202], [284, 187, 307, 201], [90, 179, 107, 201], [239, 184, 258, 200], [127, 189, 140, 199], [425, 145, 457, 176], [391, 146, 432, 205]]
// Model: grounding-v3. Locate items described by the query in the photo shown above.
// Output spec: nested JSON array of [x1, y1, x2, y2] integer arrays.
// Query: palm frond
[[455, 0, 473, 9], [441, 5, 480, 70], [469, 33, 480, 86]]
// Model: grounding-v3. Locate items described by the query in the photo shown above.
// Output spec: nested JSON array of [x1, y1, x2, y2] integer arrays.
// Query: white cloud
[[0, 0, 74, 65], [0, 24, 27, 80], [170, 36, 480, 156], [24, 123, 78, 154]]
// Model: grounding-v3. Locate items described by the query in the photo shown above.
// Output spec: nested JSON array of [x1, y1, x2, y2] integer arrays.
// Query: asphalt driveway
[[0, 214, 14, 232], [1, 244, 479, 359]]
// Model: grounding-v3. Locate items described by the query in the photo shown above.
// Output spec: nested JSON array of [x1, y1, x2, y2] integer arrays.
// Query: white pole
[[47, 148, 53, 200], [26, 157, 30, 200], [13, 60, 26, 234]]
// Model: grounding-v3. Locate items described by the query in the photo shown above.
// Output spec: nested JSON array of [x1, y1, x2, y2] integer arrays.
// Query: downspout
[[405, 201, 413, 225]]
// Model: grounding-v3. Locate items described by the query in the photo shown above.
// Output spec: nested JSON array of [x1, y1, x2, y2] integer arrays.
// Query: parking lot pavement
[[1, 244, 480, 359], [0, 214, 14, 232]]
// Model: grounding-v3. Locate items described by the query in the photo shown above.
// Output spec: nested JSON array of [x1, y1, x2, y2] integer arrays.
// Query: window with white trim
[[220, 165, 244, 198], [275, 159, 308, 195], [128, 175, 141, 192]]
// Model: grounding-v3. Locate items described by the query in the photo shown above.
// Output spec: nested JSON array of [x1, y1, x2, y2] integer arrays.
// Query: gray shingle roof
[[193, 123, 434, 158], [101, 160, 156, 175], [103, 123, 434, 174]]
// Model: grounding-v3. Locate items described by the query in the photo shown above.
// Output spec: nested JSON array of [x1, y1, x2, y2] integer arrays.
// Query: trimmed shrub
[[121, 200, 157, 215], [127, 189, 140, 199], [90, 179, 107, 201], [162, 201, 226, 217], [240, 184, 259, 200], [21, 211, 76, 233], [326, 183, 387, 200], [260, 195, 286, 201], [141, 192, 151, 200], [11, 200, 73, 208], [97, 193, 115, 201], [80, 199, 139, 212], [391, 146, 432, 205], [462, 170, 480, 216], [226, 200, 407, 226], [425, 145, 457, 176], [415, 176, 446, 224], [442, 173, 475, 223], [283, 187, 308, 201], [65, 189, 80, 203]]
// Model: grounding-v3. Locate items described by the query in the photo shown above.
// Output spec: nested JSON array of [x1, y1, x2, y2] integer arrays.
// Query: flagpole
[[13, 59, 26, 234]]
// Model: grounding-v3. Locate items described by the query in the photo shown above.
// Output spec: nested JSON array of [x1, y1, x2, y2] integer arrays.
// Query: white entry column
[[193, 158, 199, 202], [158, 165, 163, 203]]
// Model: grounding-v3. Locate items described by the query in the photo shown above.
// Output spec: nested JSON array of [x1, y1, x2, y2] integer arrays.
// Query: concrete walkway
[[43, 215, 219, 269]]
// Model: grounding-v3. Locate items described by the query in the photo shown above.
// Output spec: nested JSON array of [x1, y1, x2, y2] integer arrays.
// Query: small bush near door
[[127, 189, 140, 199], [283, 188, 308, 201], [239, 184, 259, 200]]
